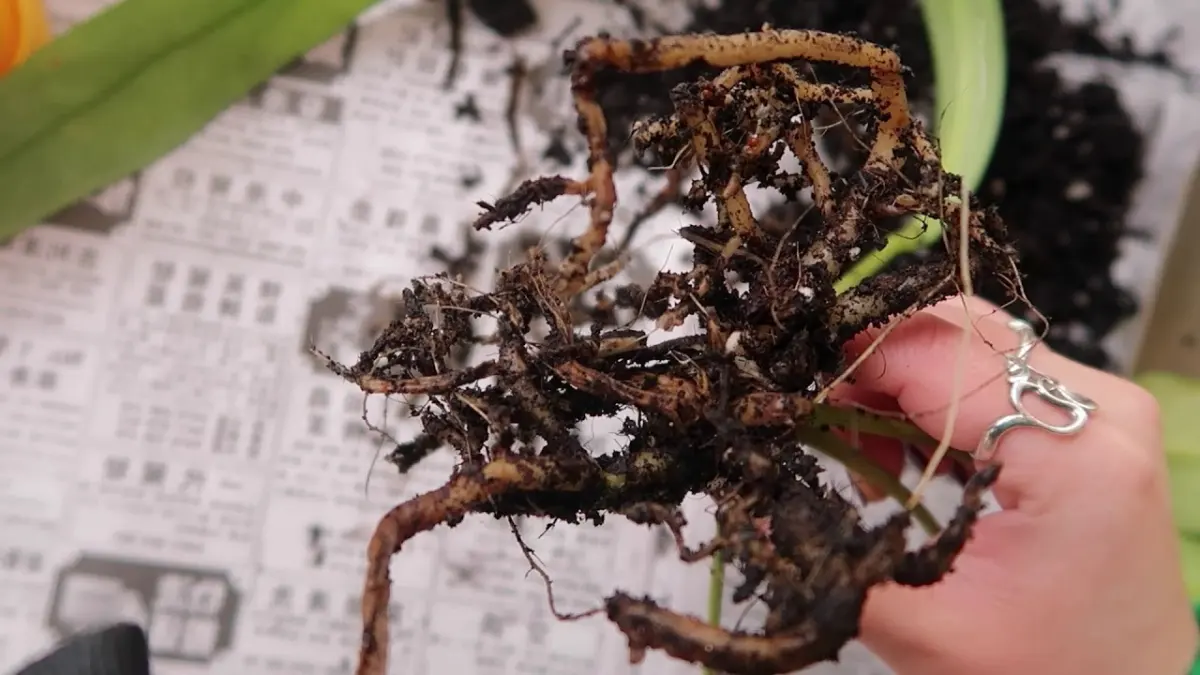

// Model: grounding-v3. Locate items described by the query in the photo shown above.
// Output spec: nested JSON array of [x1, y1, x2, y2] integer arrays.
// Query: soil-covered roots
[[606, 466, 997, 675], [324, 27, 1020, 675]]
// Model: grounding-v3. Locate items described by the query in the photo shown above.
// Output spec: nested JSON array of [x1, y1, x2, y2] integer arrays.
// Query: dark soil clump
[[600, 0, 1170, 369]]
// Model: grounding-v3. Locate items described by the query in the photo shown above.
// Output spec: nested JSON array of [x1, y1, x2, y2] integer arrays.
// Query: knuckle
[[1087, 381, 1166, 503], [1092, 436, 1167, 508], [1120, 446, 1165, 501], [1121, 384, 1162, 430]]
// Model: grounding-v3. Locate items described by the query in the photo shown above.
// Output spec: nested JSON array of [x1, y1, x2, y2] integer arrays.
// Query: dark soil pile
[[600, 0, 1169, 369]]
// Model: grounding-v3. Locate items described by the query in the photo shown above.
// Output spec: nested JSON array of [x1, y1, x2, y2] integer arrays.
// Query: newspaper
[[1, 1, 1197, 675]]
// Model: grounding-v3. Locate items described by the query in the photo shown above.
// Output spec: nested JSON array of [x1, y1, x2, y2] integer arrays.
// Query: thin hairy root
[[672, 90, 759, 242], [509, 517, 604, 621], [551, 360, 710, 425], [580, 255, 628, 293], [614, 165, 687, 253], [324, 357, 500, 396], [620, 502, 720, 562], [473, 176, 590, 232], [783, 117, 835, 218], [909, 179, 980, 508]]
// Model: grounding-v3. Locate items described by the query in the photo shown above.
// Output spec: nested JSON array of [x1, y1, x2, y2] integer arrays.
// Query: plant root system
[[599, 0, 1170, 369], [324, 27, 1020, 675]]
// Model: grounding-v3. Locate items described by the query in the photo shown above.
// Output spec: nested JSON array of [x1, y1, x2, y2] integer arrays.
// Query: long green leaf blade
[[0, 0, 249, 158], [0, 0, 378, 237]]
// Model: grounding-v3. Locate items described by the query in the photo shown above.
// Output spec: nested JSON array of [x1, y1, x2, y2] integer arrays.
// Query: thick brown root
[[605, 593, 846, 674], [604, 467, 1000, 674], [357, 455, 604, 675]]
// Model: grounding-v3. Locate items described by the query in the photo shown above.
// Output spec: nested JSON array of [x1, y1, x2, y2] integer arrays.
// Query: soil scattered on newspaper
[[595, 0, 1177, 369], [327, 26, 1021, 675]]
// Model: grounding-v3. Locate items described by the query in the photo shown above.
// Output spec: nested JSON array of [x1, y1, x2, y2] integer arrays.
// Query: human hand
[[835, 295, 1199, 675]]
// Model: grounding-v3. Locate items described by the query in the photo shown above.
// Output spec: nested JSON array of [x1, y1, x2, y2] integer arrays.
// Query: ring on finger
[[973, 319, 1099, 463]]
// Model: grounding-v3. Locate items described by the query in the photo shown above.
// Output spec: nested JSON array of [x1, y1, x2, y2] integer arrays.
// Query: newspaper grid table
[[1, 1, 1198, 675]]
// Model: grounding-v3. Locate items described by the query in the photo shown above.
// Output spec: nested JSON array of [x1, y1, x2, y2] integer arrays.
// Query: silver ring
[[973, 319, 1099, 463]]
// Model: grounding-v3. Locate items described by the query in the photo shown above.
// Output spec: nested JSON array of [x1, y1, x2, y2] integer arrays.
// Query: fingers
[[845, 297, 1179, 673], [836, 295, 1148, 510]]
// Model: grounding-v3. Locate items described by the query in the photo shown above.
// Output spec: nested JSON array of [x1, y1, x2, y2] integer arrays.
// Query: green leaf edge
[[0, 0, 376, 239], [1137, 371, 1200, 459]]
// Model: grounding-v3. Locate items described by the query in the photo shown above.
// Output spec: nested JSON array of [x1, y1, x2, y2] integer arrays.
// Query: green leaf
[[1181, 534, 1200, 603], [1138, 371, 1200, 459], [0, 0, 378, 237], [1136, 372, 1200, 538], [835, 0, 1007, 293], [1168, 453, 1200, 537]]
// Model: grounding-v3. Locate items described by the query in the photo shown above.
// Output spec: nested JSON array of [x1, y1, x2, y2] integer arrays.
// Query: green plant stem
[[811, 403, 976, 473], [797, 428, 941, 535], [702, 548, 726, 675]]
